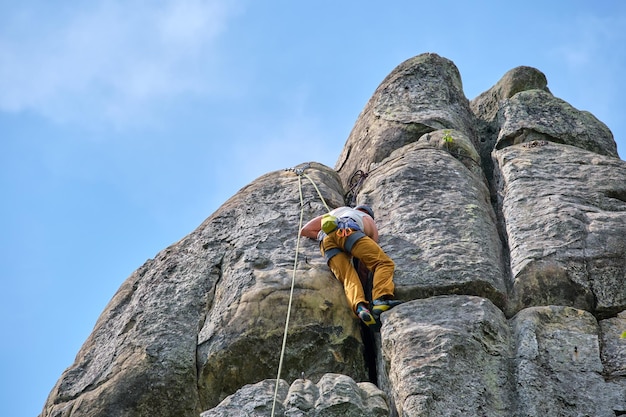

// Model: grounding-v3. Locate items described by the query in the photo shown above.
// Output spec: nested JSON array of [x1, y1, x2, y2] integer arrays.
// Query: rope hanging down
[[271, 164, 370, 414], [270, 164, 329, 416]]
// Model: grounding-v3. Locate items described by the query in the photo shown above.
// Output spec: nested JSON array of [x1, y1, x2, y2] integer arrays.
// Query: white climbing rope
[[302, 172, 331, 213], [271, 167, 330, 416]]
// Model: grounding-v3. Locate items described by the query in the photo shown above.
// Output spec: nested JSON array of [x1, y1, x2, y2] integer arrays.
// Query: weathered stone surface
[[201, 374, 389, 417], [470, 66, 550, 164], [600, 310, 626, 378], [414, 128, 485, 179], [496, 89, 618, 157], [494, 142, 626, 317], [358, 138, 507, 308], [471, 66, 549, 125], [40, 240, 217, 417], [335, 53, 477, 188], [200, 379, 290, 417], [41, 163, 369, 417], [512, 306, 626, 416], [376, 296, 513, 417], [40, 54, 626, 417], [194, 163, 368, 408]]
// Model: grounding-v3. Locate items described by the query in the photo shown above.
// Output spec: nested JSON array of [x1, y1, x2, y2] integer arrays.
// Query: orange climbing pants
[[321, 233, 395, 313]]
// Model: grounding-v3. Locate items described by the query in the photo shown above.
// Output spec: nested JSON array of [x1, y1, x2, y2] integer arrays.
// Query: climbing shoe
[[356, 304, 376, 326], [372, 298, 404, 316]]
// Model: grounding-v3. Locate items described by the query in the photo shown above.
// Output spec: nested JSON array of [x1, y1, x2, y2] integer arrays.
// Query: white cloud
[[0, 0, 243, 127]]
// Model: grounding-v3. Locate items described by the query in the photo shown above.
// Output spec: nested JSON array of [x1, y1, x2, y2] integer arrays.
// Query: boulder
[[358, 137, 507, 309], [512, 306, 626, 416], [376, 296, 513, 417], [496, 89, 618, 157], [335, 53, 478, 188], [201, 374, 389, 417], [494, 141, 626, 317]]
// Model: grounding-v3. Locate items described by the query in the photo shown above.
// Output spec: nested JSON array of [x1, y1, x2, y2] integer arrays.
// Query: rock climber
[[300, 204, 402, 326]]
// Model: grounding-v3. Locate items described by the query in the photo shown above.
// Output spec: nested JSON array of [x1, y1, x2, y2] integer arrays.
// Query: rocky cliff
[[40, 53, 626, 417]]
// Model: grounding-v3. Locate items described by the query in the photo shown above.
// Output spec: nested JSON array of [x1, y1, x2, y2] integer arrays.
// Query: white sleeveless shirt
[[329, 207, 367, 231]]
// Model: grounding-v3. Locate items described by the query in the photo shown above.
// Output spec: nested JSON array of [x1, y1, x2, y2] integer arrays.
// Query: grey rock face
[[194, 165, 367, 408], [359, 137, 507, 309], [377, 296, 513, 417], [494, 142, 626, 317], [600, 311, 626, 378], [40, 53, 626, 417], [470, 66, 550, 125], [40, 163, 368, 417], [496, 89, 618, 157], [512, 306, 625, 417], [335, 53, 478, 187]]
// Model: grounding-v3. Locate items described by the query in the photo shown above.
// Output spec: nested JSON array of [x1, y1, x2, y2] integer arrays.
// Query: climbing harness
[[322, 224, 367, 264], [270, 164, 329, 417], [335, 217, 360, 238]]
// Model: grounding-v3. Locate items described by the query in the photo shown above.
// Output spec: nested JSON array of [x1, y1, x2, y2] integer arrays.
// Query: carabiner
[[336, 228, 353, 238]]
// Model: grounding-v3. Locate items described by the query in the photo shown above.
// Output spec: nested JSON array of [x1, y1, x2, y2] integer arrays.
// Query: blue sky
[[1, 2, 624, 416]]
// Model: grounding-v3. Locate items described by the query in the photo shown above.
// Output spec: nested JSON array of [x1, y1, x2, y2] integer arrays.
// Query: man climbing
[[300, 205, 402, 327]]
